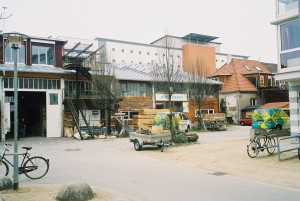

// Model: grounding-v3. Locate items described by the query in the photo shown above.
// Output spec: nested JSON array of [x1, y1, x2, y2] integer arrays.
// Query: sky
[[1, 0, 277, 63]]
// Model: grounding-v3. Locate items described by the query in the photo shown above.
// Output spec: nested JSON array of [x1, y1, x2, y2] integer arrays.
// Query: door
[[46, 92, 62, 137]]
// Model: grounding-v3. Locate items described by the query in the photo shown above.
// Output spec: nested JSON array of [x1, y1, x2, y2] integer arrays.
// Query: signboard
[[155, 94, 188, 101]]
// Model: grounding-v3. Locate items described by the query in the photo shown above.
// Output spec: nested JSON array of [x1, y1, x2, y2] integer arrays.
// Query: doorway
[[6, 91, 46, 138]]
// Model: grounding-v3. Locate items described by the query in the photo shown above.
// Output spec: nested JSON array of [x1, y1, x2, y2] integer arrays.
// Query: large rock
[[0, 176, 12, 191], [56, 182, 93, 201]]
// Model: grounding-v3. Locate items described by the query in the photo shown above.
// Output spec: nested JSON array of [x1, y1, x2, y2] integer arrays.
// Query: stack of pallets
[[133, 109, 169, 133]]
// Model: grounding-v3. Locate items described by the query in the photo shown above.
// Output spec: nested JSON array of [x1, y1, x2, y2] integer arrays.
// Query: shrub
[[172, 134, 188, 143]]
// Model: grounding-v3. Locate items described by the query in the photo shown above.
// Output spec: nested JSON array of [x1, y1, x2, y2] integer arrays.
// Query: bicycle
[[0, 143, 49, 179], [247, 129, 277, 158]]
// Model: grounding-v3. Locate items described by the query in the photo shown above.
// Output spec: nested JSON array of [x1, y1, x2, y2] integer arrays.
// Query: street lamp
[[2, 32, 28, 190]]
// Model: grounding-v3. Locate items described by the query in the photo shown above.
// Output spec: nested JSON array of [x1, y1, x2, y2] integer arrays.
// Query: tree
[[82, 47, 119, 134], [150, 35, 184, 134], [186, 59, 220, 130]]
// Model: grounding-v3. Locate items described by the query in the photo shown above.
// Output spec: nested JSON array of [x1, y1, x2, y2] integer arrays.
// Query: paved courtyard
[[1, 125, 300, 201]]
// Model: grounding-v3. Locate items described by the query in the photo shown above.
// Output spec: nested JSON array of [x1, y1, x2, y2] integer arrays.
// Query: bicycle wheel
[[267, 137, 276, 154], [0, 160, 9, 176], [23, 156, 49, 179], [247, 141, 259, 158]]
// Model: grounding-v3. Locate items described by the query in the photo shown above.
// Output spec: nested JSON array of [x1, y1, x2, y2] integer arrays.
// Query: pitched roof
[[259, 102, 289, 109], [211, 58, 272, 93]]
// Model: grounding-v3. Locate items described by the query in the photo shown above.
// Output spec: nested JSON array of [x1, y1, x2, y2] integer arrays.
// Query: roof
[[260, 62, 278, 74], [259, 102, 289, 109], [113, 62, 152, 81], [112, 62, 223, 84], [211, 58, 272, 93], [0, 63, 74, 74], [182, 33, 219, 43]]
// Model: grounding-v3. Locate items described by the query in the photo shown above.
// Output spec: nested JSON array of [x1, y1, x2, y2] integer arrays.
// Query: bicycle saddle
[[22, 146, 32, 150]]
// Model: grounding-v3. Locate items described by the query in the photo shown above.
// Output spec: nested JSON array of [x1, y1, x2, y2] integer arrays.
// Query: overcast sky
[[1, 0, 277, 63]]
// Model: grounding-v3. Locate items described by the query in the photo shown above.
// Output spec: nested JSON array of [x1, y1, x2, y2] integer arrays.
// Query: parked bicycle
[[247, 129, 277, 158], [0, 143, 49, 179]]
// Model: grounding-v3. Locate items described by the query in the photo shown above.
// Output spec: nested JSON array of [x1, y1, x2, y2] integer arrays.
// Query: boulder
[[56, 182, 93, 201], [0, 176, 12, 191]]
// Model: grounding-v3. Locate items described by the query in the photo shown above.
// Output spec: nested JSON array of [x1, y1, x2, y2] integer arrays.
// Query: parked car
[[240, 116, 252, 126]]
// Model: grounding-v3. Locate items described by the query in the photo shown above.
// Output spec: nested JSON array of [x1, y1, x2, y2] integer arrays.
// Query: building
[[0, 34, 73, 140], [93, 33, 248, 121], [0, 32, 246, 140], [210, 58, 287, 123], [60, 34, 224, 127], [271, 0, 300, 138]]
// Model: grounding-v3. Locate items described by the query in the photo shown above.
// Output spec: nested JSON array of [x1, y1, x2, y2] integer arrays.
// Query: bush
[[172, 134, 188, 143], [186, 133, 199, 142]]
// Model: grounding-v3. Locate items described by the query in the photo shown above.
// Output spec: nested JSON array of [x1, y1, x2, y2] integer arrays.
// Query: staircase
[[66, 98, 94, 140]]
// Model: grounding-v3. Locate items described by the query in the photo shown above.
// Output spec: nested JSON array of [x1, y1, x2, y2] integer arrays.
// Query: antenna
[[0, 7, 12, 33]]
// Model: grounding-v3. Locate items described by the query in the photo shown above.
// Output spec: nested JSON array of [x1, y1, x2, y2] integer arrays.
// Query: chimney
[[227, 54, 232, 65]]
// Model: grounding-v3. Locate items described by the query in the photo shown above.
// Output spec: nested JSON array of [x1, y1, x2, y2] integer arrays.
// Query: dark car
[[240, 116, 252, 126]]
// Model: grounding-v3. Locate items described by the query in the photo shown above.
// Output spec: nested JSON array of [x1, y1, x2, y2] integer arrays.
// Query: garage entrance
[[6, 91, 46, 138]]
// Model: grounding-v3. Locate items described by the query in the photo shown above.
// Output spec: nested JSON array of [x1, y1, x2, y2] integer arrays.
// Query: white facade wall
[[103, 40, 182, 66], [99, 38, 246, 70], [272, 0, 300, 139]]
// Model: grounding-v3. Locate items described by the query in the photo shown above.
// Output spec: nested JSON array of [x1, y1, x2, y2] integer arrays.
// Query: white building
[[97, 33, 248, 71], [271, 0, 300, 138]]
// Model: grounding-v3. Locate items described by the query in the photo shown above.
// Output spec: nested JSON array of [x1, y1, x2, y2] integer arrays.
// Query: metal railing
[[254, 134, 278, 158], [277, 134, 300, 161]]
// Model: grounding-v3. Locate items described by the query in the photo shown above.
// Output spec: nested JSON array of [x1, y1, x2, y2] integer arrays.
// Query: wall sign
[[155, 94, 188, 101]]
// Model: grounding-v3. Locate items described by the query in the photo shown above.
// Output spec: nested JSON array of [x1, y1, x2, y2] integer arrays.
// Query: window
[[121, 49, 124, 52], [139, 51, 142, 54], [260, 76, 264, 86], [195, 109, 214, 117], [147, 52, 150, 55], [277, 0, 298, 15], [279, 19, 300, 69], [268, 75, 273, 86], [254, 66, 262, 71], [5, 44, 26, 63], [250, 98, 257, 106], [4, 78, 61, 90], [244, 65, 251, 71], [32, 45, 54, 65], [112, 48, 115, 51], [281, 20, 300, 51], [50, 93, 58, 105], [130, 50, 133, 53]]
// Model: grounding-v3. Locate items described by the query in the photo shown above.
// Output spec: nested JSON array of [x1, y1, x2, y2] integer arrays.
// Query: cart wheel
[[134, 140, 142, 151], [161, 143, 165, 152]]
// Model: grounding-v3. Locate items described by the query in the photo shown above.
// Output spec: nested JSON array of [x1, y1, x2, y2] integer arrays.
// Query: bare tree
[[82, 47, 119, 134], [150, 35, 183, 134], [186, 59, 220, 130]]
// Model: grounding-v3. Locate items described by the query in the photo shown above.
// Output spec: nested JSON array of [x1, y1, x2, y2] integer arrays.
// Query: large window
[[64, 80, 93, 97], [32, 45, 54, 65], [281, 20, 300, 51], [277, 0, 298, 16], [119, 82, 152, 97], [195, 109, 214, 117], [3, 78, 60, 90], [5, 44, 25, 63], [280, 19, 300, 68]]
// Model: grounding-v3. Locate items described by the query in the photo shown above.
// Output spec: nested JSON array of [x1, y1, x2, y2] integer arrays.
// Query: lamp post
[[2, 32, 28, 190]]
